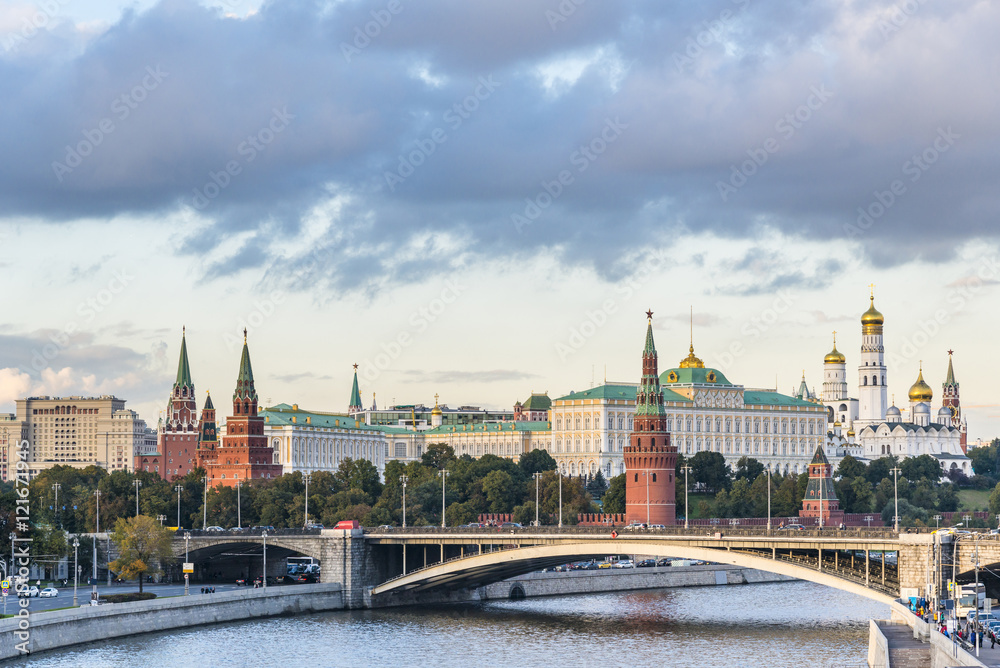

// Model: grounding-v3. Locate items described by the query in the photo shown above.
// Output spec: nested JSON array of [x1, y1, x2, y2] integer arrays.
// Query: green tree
[[969, 443, 998, 478], [482, 470, 518, 514], [587, 470, 608, 498], [848, 477, 876, 514], [518, 449, 557, 475], [602, 474, 626, 515], [334, 458, 383, 498], [988, 482, 1000, 516], [690, 451, 730, 492], [109, 515, 174, 593], [866, 457, 899, 486], [734, 457, 764, 482], [901, 455, 943, 483], [421, 443, 456, 470], [937, 483, 959, 512], [835, 454, 867, 480]]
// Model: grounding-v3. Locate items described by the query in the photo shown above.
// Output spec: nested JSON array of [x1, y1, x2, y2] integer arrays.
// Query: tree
[[733, 457, 764, 483], [602, 474, 626, 515], [866, 457, 899, 486], [586, 470, 608, 498], [482, 470, 517, 514], [421, 443, 455, 470], [109, 515, 174, 593], [969, 443, 998, 478], [334, 458, 383, 498], [937, 483, 959, 512], [690, 451, 730, 493], [518, 449, 557, 475], [848, 477, 876, 514], [835, 454, 867, 480], [901, 455, 943, 483]]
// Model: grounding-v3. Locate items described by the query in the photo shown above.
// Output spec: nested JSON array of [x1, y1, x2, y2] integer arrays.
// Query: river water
[[16, 581, 888, 668]]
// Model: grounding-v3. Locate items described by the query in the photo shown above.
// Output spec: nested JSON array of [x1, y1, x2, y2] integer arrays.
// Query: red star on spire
[[645, 309, 654, 319], [353, 363, 359, 371]]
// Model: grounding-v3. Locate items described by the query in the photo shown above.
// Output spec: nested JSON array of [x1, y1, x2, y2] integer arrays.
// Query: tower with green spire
[[798, 445, 844, 527], [348, 363, 363, 414], [941, 350, 967, 451], [624, 310, 677, 526], [161, 327, 199, 481], [196, 391, 218, 469], [233, 328, 258, 413]]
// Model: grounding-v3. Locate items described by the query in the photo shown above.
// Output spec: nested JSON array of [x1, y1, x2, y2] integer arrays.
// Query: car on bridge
[[205, 526, 225, 532], [656, 558, 672, 567], [624, 522, 647, 530], [296, 573, 318, 584], [779, 523, 806, 530], [614, 560, 635, 569], [636, 559, 657, 568]]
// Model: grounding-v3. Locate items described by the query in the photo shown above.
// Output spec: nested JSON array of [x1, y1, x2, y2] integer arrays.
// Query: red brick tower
[[798, 445, 845, 526], [196, 391, 219, 482], [206, 330, 282, 487], [160, 328, 198, 480], [624, 311, 677, 526], [941, 350, 967, 453]]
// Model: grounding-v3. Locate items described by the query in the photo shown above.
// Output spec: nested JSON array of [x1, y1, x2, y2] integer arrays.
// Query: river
[[15, 580, 889, 667]]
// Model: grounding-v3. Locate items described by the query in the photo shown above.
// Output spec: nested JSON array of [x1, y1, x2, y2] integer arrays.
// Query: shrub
[[103, 592, 157, 604]]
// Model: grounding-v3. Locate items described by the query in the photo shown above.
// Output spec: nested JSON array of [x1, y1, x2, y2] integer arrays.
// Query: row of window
[[555, 414, 819, 435]]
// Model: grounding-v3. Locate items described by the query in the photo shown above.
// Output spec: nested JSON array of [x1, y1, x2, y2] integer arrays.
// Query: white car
[[614, 560, 635, 569], [18, 585, 39, 598], [39, 587, 58, 598]]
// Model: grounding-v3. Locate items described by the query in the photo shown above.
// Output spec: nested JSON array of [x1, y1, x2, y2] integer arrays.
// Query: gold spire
[[679, 306, 704, 368], [824, 330, 846, 364]]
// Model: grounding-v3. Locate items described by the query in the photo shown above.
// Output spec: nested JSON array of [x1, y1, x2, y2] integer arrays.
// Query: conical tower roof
[[945, 351, 956, 385], [174, 327, 193, 390], [233, 329, 258, 402], [803, 445, 837, 503], [203, 391, 214, 410], [636, 310, 666, 419], [349, 364, 362, 410]]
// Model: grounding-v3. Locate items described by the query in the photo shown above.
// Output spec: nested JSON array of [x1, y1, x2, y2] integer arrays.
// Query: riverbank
[[478, 563, 793, 601]]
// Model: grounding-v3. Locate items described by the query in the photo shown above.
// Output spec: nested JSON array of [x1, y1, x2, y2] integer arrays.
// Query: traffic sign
[[183, 562, 194, 574]]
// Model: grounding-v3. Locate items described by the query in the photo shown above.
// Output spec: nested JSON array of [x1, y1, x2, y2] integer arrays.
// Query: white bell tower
[[857, 286, 888, 428]]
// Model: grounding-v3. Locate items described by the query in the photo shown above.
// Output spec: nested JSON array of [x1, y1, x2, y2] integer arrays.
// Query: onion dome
[[678, 343, 704, 369], [908, 365, 933, 403], [914, 402, 930, 416], [431, 393, 443, 416], [886, 405, 901, 418], [937, 406, 952, 418], [824, 332, 846, 364], [861, 294, 884, 327]]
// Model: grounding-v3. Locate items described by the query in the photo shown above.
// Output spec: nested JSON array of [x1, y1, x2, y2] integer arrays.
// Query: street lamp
[[681, 465, 692, 530], [174, 484, 183, 528], [303, 472, 311, 527], [72, 538, 79, 607], [973, 534, 982, 659], [399, 475, 408, 528], [133, 479, 142, 517], [890, 467, 902, 532], [533, 472, 542, 526], [236, 480, 242, 529], [933, 514, 942, 529], [558, 468, 563, 528], [157, 515, 166, 526], [52, 483, 61, 529], [261, 530, 268, 588], [439, 470, 449, 528], [963, 514, 971, 528], [201, 476, 208, 531], [93, 489, 101, 600], [183, 531, 191, 596], [766, 464, 772, 532]]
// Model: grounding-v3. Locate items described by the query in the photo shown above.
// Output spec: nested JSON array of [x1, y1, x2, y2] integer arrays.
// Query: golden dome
[[431, 393, 443, 416], [908, 366, 933, 403], [824, 332, 845, 364], [861, 295, 883, 327], [678, 344, 704, 369]]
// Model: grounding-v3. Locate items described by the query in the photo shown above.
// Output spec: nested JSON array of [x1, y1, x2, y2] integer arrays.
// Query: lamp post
[[558, 468, 563, 528], [766, 464, 772, 532], [973, 534, 982, 658], [439, 470, 449, 528], [262, 530, 268, 588], [183, 531, 191, 596], [681, 465, 692, 530], [157, 515, 166, 526], [890, 467, 902, 532], [174, 484, 183, 528], [201, 476, 208, 531], [303, 472, 311, 527], [52, 483, 61, 529], [72, 537, 79, 607], [963, 514, 971, 529], [865, 515, 873, 528], [399, 475, 408, 528], [236, 481, 242, 529], [729, 518, 740, 528], [933, 514, 942, 530], [92, 489, 100, 600], [133, 479, 142, 517], [533, 472, 542, 526]]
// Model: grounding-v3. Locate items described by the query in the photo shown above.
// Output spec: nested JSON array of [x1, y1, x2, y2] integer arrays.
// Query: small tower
[[798, 446, 844, 527], [196, 391, 218, 476], [941, 350, 967, 452], [857, 286, 888, 427], [160, 327, 198, 480], [822, 331, 848, 401], [624, 310, 677, 526], [348, 363, 363, 415], [431, 393, 443, 428]]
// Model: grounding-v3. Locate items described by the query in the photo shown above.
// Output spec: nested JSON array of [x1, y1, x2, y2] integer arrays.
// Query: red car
[[334, 520, 360, 530]]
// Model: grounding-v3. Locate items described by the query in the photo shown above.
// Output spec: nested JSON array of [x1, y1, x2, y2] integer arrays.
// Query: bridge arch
[[371, 540, 895, 605]]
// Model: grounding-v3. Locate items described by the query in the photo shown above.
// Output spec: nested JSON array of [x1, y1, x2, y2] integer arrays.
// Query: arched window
[[863, 376, 868, 386], [873, 375, 878, 386], [652, 473, 657, 483], [634, 473, 638, 483]]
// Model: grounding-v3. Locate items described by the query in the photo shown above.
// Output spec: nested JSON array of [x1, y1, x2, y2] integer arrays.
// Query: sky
[[1, 0, 998, 441]]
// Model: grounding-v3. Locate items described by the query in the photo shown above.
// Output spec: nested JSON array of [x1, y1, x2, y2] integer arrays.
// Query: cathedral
[[813, 290, 970, 476]]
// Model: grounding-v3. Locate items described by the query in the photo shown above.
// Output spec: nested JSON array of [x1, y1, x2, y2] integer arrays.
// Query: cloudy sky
[[1, 0, 998, 440]]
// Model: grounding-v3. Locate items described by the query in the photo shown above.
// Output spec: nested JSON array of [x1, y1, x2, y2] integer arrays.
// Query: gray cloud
[[2, 0, 999, 292]]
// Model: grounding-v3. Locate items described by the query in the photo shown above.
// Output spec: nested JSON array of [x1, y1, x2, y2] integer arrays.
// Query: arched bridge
[[367, 527, 920, 604]]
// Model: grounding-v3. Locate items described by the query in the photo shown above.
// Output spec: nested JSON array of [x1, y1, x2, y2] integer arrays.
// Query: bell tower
[[857, 286, 888, 427]]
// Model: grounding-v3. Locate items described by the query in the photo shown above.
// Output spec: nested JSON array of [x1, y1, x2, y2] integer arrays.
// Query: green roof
[[556, 384, 690, 404], [174, 330, 193, 390], [520, 393, 551, 411], [233, 335, 257, 402], [349, 370, 362, 409], [659, 367, 733, 386], [743, 391, 818, 408], [262, 404, 377, 431]]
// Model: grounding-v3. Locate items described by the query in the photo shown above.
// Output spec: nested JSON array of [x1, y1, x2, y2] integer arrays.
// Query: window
[[618, 417, 624, 430], [585, 417, 590, 430], [394, 442, 406, 458], [652, 473, 657, 483], [608, 417, 613, 429]]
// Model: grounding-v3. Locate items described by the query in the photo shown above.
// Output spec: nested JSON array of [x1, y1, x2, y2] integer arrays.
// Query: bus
[[958, 582, 986, 620], [286, 557, 319, 575]]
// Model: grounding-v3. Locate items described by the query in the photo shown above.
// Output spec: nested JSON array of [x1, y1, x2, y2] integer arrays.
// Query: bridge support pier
[[818, 548, 822, 571], [865, 550, 870, 587]]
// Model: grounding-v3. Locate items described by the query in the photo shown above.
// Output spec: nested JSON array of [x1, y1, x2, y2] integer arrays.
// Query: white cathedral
[[800, 290, 971, 476]]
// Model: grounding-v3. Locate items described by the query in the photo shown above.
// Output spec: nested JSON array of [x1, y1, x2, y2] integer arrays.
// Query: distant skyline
[[1, 1, 998, 439]]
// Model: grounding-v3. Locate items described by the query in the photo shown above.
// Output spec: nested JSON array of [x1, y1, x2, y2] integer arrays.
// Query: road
[[4, 582, 251, 614]]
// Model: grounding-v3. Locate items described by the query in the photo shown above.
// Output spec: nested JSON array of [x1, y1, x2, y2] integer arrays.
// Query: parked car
[[636, 559, 657, 568], [625, 522, 647, 530], [250, 525, 276, 534], [597, 562, 613, 569], [205, 526, 225, 532], [296, 573, 318, 584], [968, 611, 1000, 624], [647, 524, 666, 530], [614, 560, 635, 569], [305, 524, 324, 530], [500, 522, 522, 529], [780, 524, 806, 531], [18, 586, 40, 597], [376, 525, 394, 530], [39, 587, 58, 598], [656, 558, 672, 567]]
